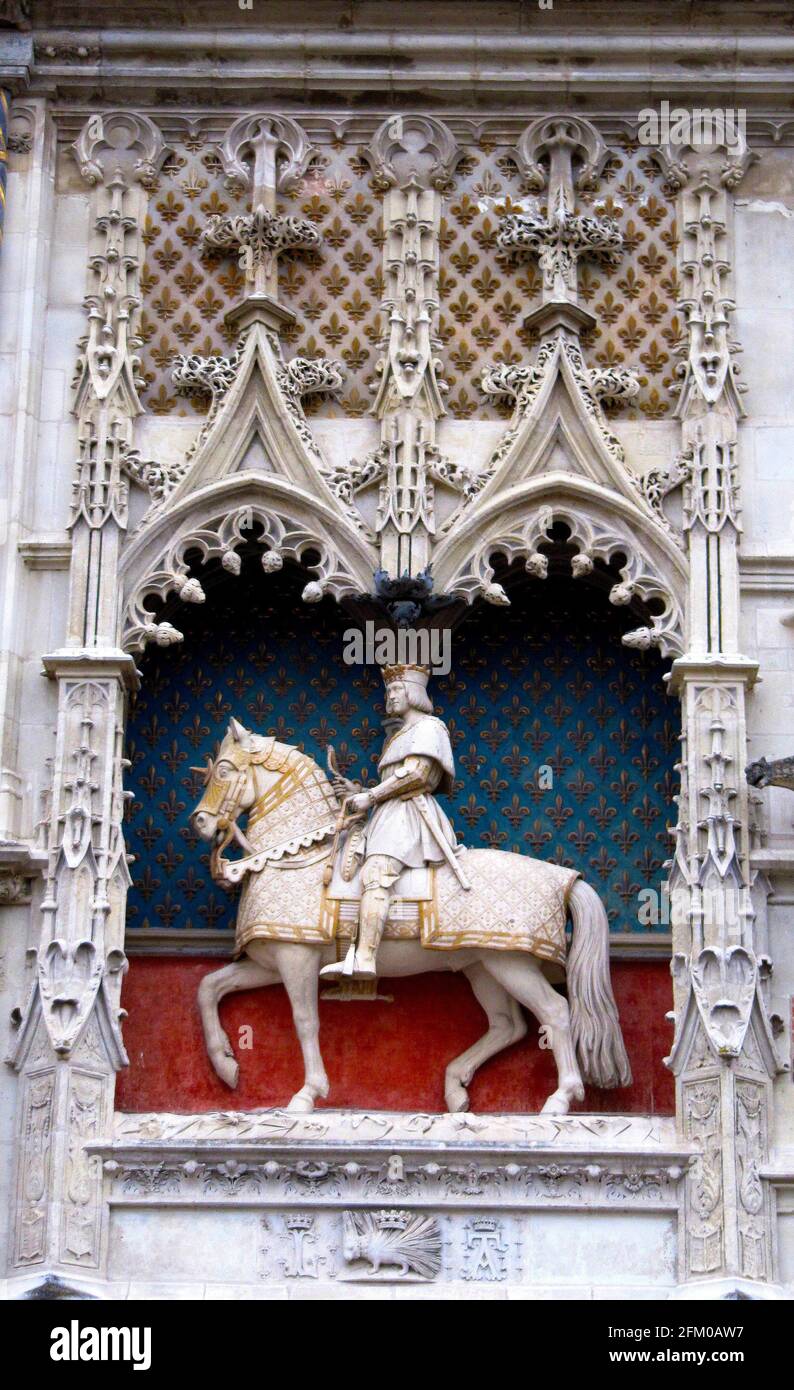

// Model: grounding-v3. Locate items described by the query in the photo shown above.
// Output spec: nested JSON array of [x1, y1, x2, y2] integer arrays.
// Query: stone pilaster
[[0, 95, 52, 858], [662, 134, 784, 1291], [6, 110, 168, 1289]]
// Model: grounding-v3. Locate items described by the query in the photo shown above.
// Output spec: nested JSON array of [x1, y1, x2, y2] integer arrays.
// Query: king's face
[[385, 682, 409, 716]]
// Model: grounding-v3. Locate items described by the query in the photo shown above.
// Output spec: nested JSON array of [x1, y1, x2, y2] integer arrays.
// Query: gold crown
[[382, 663, 430, 690]]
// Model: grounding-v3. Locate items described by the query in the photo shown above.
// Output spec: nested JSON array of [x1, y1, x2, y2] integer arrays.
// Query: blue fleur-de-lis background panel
[[125, 560, 678, 935]]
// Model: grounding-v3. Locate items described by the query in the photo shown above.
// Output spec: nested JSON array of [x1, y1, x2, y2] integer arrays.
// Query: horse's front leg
[[197, 955, 276, 1088], [271, 942, 329, 1113]]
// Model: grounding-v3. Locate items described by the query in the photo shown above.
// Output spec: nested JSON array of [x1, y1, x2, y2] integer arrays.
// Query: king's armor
[[320, 663, 458, 982]]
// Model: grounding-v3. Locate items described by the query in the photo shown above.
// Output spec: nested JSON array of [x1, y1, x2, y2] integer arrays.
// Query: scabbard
[[414, 794, 471, 891]]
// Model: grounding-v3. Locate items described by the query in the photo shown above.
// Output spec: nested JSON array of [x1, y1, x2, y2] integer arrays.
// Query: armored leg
[[354, 854, 401, 976], [320, 854, 402, 981]]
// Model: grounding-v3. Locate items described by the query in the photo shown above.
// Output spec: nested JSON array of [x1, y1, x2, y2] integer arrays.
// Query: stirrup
[[320, 944, 357, 980]]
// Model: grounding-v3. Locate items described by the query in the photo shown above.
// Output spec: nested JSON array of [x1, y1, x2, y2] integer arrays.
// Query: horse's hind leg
[[271, 943, 329, 1114], [481, 952, 585, 1115], [198, 954, 276, 1088], [445, 962, 528, 1113]]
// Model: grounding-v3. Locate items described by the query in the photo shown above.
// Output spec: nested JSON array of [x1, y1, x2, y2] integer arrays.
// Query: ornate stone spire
[[359, 115, 464, 576], [200, 113, 320, 336], [657, 128, 783, 1291]]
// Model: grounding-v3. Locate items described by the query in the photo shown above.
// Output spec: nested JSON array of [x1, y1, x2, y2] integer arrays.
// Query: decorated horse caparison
[[190, 664, 631, 1115]]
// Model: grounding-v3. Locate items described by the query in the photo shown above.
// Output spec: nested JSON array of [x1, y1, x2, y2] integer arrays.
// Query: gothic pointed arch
[[434, 474, 688, 661], [118, 473, 376, 653]]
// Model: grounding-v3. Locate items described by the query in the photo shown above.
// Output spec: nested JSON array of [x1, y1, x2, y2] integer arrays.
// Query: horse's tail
[[567, 878, 632, 1089]]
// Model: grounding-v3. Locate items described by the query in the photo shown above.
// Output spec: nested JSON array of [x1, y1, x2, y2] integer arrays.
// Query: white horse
[[190, 720, 631, 1115]]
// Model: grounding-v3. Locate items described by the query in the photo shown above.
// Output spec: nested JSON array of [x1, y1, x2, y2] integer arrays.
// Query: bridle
[[192, 741, 278, 875], [193, 737, 332, 884], [192, 754, 252, 878]]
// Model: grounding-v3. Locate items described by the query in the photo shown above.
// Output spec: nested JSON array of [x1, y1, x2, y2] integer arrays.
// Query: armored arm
[[370, 754, 440, 803], [349, 755, 441, 813]]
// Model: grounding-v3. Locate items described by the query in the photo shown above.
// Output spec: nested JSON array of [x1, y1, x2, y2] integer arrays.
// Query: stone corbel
[[746, 756, 794, 792], [0, 841, 46, 905]]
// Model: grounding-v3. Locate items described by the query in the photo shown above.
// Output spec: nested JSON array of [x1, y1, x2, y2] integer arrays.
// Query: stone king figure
[[320, 663, 462, 982]]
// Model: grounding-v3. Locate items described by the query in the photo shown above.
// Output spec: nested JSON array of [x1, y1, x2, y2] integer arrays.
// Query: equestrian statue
[[190, 662, 631, 1115]]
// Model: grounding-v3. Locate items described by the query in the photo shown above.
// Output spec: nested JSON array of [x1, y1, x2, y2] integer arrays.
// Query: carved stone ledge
[[17, 536, 72, 571], [0, 842, 46, 904], [94, 1111, 692, 1216], [111, 1108, 684, 1150]]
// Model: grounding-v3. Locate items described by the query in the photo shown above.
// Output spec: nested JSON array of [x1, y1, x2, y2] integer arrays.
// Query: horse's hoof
[[445, 1080, 470, 1114], [540, 1089, 571, 1116], [213, 1054, 239, 1089], [286, 1088, 316, 1114]]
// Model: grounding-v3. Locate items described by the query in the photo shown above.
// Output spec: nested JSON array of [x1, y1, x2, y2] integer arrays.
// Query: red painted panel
[[116, 957, 674, 1115]]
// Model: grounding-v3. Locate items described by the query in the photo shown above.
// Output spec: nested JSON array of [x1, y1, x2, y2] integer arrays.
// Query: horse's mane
[[247, 733, 331, 786], [242, 733, 339, 847]]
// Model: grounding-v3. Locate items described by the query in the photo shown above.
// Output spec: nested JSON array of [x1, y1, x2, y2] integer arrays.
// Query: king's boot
[[320, 856, 396, 981]]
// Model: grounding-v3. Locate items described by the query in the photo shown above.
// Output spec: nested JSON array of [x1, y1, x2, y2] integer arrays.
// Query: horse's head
[[190, 717, 285, 847]]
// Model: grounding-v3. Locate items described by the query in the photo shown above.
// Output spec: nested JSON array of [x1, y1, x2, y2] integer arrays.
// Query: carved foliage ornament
[[201, 205, 321, 288]]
